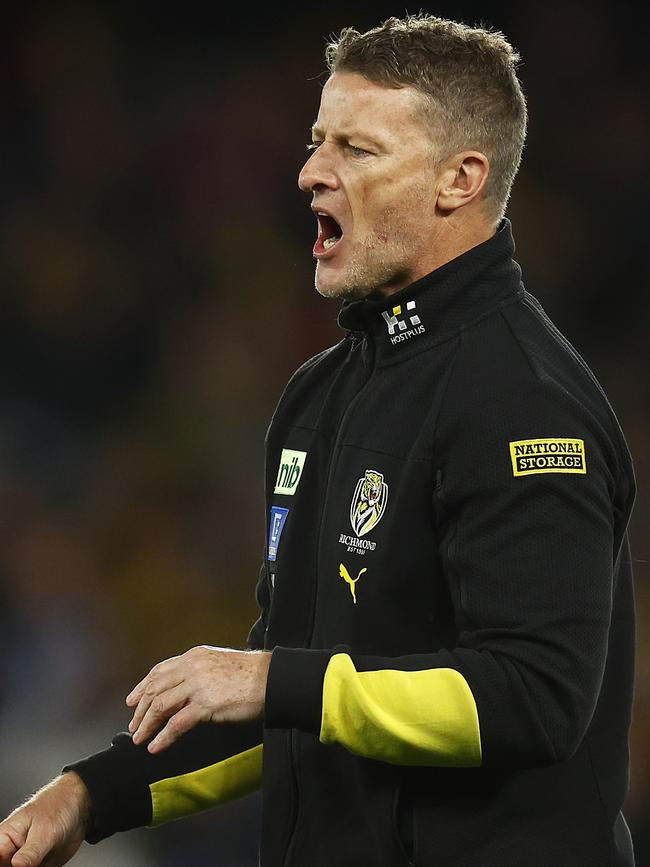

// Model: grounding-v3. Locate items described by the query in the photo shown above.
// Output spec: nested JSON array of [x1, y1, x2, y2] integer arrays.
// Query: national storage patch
[[509, 438, 586, 476]]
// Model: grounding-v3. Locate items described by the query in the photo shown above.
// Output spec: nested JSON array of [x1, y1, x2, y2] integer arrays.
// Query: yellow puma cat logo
[[339, 563, 367, 604]]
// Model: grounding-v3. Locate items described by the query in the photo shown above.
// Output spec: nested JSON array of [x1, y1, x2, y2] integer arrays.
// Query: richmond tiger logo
[[350, 469, 388, 537]]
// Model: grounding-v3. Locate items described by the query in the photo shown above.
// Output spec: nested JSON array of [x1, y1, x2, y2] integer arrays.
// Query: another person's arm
[[0, 563, 271, 865], [0, 773, 90, 867]]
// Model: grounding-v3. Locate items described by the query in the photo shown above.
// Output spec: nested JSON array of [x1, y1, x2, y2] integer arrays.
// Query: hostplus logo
[[381, 301, 426, 345]]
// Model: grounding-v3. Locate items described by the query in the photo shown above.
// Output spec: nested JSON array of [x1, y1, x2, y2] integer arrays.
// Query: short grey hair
[[325, 14, 528, 223]]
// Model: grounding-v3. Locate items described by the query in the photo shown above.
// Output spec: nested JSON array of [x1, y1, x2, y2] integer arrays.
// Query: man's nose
[[298, 144, 339, 193]]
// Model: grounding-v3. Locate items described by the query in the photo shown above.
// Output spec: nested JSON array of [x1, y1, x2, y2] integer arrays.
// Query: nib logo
[[274, 449, 307, 495]]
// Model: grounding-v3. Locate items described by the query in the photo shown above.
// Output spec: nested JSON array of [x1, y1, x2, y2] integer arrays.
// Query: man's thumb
[[12, 839, 48, 867]]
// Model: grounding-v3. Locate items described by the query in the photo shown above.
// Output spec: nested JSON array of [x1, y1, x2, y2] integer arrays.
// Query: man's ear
[[436, 152, 490, 212]]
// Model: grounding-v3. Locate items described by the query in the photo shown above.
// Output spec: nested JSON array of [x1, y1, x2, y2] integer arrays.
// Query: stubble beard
[[314, 191, 432, 301], [314, 233, 412, 302]]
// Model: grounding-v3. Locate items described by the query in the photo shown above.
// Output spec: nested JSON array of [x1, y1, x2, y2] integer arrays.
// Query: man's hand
[[0, 772, 90, 867], [126, 646, 271, 754]]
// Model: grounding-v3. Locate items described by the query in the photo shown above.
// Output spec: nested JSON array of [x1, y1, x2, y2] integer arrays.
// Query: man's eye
[[348, 145, 370, 158], [306, 142, 321, 152]]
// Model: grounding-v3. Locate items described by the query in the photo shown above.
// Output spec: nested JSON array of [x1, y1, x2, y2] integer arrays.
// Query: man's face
[[299, 72, 442, 300]]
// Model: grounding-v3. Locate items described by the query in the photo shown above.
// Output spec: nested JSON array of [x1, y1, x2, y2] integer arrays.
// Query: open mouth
[[314, 212, 343, 256]]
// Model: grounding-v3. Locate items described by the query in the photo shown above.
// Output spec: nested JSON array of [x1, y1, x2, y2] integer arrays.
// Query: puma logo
[[339, 563, 367, 605]]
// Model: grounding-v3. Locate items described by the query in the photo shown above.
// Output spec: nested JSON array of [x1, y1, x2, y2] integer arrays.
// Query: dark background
[[1, 2, 648, 865]]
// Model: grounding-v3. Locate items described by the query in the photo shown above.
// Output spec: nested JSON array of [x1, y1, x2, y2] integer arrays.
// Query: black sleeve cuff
[[265, 646, 334, 735], [63, 733, 152, 843]]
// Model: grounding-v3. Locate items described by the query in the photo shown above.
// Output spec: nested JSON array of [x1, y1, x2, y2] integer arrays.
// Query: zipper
[[281, 729, 301, 867], [264, 568, 276, 638], [282, 329, 373, 867], [302, 329, 374, 648], [393, 782, 415, 866], [349, 329, 361, 350]]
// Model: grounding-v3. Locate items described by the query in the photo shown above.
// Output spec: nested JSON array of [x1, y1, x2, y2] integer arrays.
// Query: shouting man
[[0, 14, 636, 867]]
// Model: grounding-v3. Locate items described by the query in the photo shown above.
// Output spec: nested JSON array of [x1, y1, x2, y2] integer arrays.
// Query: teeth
[[323, 237, 338, 250]]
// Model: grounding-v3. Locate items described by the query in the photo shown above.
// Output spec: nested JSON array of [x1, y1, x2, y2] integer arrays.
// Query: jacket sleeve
[[64, 561, 271, 842], [265, 375, 633, 770]]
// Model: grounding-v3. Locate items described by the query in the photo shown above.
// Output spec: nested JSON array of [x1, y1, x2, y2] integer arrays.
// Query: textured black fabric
[[265, 646, 332, 733], [65, 719, 264, 841], [63, 221, 636, 866], [63, 734, 153, 843], [261, 220, 636, 865]]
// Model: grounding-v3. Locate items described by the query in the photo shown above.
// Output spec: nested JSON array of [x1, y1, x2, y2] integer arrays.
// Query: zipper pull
[[349, 330, 363, 350]]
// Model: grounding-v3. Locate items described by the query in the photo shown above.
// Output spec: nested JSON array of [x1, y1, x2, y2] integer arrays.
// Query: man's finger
[[11, 840, 49, 867], [0, 821, 27, 863], [128, 673, 184, 735], [131, 685, 189, 745], [125, 683, 144, 707], [127, 692, 153, 734], [40, 839, 82, 867], [15, 849, 66, 867], [125, 670, 155, 707], [147, 706, 198, 754], [0, 832, 19, 863], [126, 654, 182, 707], [10, 817, 63, 867], [126, 661, 183, 717], [127, 675, 164, 730]]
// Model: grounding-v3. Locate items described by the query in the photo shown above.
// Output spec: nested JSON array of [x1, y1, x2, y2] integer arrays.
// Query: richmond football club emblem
[[350, 469, 388, 537]]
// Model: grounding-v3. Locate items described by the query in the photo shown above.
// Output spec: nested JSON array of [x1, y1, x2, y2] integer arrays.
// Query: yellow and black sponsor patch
[[509, 438, 586, 476]]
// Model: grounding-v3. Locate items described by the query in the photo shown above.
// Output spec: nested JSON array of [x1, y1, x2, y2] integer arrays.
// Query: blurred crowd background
[[1, 1, 648, 864]]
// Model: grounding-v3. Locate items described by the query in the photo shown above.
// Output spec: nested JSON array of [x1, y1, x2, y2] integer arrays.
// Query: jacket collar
[[337, 219, 523, 365]]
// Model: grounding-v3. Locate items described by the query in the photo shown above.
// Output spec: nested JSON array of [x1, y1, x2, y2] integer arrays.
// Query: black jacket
[[69, 220, 636, 866]]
